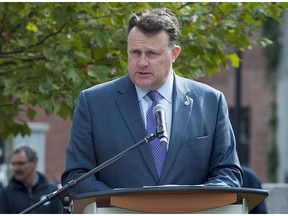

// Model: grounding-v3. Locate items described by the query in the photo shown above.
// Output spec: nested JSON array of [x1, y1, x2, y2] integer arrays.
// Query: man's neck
[[25, 172, 39, 188]]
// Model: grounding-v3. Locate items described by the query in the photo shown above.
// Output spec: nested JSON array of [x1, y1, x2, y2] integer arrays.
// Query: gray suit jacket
[[61, 74, 243, 195]]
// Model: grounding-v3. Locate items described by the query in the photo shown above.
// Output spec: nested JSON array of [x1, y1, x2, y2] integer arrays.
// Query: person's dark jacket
[[242, 166, 268, 214], [0, 172, 63, 213]]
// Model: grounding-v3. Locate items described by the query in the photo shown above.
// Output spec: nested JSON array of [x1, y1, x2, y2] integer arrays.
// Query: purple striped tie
[[146, 91, 167, 178]]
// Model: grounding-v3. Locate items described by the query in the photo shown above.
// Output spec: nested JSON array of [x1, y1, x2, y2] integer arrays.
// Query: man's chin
[[14, 176, 24, 182], [135, 80, 158, 90]]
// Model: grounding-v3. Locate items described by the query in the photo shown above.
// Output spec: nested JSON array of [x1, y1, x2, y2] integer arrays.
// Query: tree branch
[[28, 21, 68, 49], [0, 103, 15, 108], [0, 55, 46, 67], [0, 21, 68, 55]]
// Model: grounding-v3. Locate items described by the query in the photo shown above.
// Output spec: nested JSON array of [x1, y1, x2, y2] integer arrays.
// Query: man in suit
[[61, 7, 243, 195]]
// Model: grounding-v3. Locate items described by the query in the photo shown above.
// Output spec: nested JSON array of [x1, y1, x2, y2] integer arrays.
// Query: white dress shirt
[[135, 70, 174, 149]]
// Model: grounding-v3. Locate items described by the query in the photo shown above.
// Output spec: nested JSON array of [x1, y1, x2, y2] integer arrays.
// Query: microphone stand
[[20, 133, 157, 214]]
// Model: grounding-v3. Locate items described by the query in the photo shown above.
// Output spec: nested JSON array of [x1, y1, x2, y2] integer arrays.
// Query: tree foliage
[[0, 2, 287, 139]]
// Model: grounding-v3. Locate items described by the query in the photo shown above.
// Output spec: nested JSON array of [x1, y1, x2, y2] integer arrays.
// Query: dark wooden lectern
[[72, 185, 268, 214]]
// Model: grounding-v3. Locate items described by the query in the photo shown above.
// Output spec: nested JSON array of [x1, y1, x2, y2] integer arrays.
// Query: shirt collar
[[24, 172, 39, 189]]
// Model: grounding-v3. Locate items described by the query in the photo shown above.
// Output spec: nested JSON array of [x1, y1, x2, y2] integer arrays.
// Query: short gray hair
[[12, 145, 38, 161]]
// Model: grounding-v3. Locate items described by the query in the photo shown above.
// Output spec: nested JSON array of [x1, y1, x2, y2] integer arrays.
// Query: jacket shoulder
[[176, 76, 222, 97]]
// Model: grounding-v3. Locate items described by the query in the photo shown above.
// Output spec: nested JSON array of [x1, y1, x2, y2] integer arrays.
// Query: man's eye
[[131, 50, 140, 55], [147, 52, 159, 57]]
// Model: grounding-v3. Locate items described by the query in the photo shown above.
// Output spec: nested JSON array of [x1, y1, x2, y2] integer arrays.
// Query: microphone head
[[153, 103, 168, 145], [153, 103, 166, 115]]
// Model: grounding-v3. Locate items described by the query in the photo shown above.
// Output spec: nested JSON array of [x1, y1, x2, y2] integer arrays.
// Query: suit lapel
[[159, 75, 194, 183], [114, 75, 158, 181], [114, 76, 144, 142]]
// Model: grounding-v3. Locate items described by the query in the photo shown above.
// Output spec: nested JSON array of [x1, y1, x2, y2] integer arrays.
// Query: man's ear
[[32, 159, 38, 166], [171, 45, 181, 63]]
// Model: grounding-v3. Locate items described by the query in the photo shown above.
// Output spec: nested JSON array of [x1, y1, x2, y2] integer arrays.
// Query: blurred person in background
[[0, 145, 62, 213]]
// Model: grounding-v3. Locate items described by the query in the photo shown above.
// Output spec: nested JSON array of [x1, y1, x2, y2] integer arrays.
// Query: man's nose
[[12, 166, 20, 171], [138, 54, 149, 67]]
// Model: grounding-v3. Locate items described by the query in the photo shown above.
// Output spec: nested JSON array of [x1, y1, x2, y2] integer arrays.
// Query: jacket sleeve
[[0, 187, 9, 213], [61, 91, 112, 196], [203, 93, 243, 187], [49, 185, 64, 214]]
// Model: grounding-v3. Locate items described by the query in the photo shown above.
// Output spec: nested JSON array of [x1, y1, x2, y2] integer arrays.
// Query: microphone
[[153, 104, 168, 146]]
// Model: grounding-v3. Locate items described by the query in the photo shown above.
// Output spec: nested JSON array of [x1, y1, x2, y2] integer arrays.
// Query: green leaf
[[87, 65, 112, 79], [256, 38, 273, 47], [227, 53, 240, 68], [26, 22, 39, 32], [27, 107, 36, 120]]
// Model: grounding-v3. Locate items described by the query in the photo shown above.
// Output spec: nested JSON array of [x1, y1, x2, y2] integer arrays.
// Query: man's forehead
[[12, 151, 27, 160], [128, 28, 169, 44]]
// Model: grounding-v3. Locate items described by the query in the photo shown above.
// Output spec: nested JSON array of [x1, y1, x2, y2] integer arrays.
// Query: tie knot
[[147, 91, 159, 103]]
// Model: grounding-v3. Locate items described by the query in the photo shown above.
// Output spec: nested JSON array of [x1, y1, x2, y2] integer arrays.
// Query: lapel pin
[[184, 100, 189, 106]]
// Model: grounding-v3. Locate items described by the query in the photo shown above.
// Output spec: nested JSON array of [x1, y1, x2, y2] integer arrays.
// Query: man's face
[[11, 150, 36, 184], [127, 27, 181, 90]]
